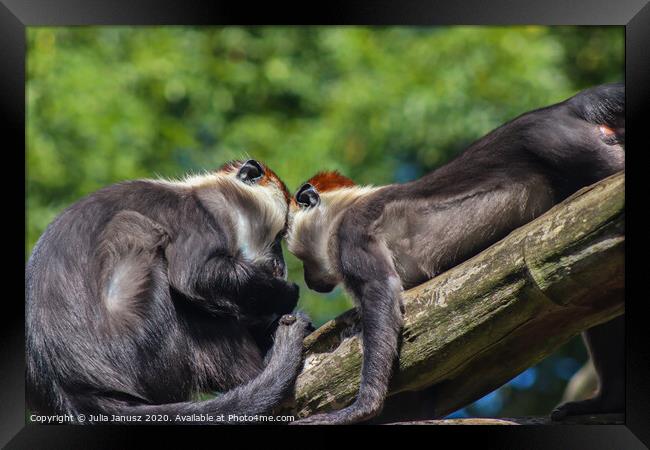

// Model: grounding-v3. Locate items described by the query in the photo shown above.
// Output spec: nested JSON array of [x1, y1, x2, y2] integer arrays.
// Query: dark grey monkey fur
[[26, 159, 311, 424], [288, 83, 625, 424]]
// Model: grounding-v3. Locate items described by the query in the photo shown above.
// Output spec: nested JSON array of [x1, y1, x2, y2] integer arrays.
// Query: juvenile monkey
[[287, 83, 625, 424], [26, 159, 311, 423]]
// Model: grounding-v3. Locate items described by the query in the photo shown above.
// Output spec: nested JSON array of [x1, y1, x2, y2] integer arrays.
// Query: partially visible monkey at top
[[26, 159, 312, 422], [287, 83, 625, 424]]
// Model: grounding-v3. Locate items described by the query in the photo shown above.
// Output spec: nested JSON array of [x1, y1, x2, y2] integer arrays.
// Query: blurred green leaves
[[27, 26, 623, 328]]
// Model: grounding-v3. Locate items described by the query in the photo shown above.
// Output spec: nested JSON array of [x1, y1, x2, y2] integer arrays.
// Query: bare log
[[291, 171, 625, 419]]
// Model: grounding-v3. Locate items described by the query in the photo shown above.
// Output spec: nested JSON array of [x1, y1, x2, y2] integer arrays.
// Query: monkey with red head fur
[[287, 83, 625, 424], [26, 159, 312, 423]]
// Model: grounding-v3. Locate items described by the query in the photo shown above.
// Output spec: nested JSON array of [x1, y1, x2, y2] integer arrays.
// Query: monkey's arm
[[296, 234, 403, 425], [165, 231, 298, 317]]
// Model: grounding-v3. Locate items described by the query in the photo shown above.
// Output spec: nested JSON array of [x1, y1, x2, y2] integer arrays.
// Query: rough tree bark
[[290, 171, 624, 420]]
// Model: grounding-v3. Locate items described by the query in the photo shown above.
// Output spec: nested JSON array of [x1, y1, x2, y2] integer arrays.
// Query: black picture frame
[[2, 1, 648, 447]]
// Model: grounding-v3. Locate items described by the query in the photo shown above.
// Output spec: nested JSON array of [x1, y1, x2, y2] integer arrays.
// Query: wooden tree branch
[[291, 171, 625, 419]]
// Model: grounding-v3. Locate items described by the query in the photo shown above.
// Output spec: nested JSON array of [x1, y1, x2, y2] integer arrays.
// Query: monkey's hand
[[291, 400, 381, 425]]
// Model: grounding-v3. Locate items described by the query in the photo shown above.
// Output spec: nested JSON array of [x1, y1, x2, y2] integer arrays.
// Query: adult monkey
[[287, 83, 624, 424], [26, 159, 312, 423]]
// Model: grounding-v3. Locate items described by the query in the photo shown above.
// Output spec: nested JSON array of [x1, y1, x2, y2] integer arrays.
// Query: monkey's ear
[[296, 183, 320, 208], [237, 160, 265, 184]]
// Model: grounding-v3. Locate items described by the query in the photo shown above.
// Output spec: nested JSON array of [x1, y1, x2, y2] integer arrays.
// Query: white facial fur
[[287, 185, 380, 282], [157, 169, 288, 267]]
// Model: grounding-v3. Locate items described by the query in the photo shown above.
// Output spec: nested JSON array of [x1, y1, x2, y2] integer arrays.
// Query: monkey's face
[[287, 171, 359, 293], [210, 159, 292, 280]]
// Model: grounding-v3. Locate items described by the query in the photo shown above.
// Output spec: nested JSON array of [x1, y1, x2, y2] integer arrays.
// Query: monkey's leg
[[294, 279, 403, 425], [551, 315, 624, 420], [294, 238, 404, 425], [109, 313, 311, 422]]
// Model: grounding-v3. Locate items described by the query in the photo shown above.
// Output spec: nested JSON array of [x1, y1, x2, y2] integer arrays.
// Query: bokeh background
[[26, 26, 623, 419]]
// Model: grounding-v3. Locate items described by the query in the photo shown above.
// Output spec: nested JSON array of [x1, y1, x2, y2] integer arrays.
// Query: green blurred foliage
[[26, 26, 623, 416]]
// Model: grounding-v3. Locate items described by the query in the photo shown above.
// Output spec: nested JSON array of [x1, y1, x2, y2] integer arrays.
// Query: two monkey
[[26, 83, 625, 424]]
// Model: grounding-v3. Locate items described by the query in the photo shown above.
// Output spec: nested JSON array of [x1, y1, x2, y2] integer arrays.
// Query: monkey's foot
[[550, 394, 623, 421], [292, 402, 381, 425], [265, 313, 313, 387]]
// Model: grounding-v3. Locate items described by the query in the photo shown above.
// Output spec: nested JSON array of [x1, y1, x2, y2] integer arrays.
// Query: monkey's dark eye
[[296, 183, 320, 208], [237, 160, 264, 184]]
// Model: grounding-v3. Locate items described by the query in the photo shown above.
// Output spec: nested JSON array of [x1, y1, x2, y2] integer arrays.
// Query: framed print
[[2, 0, 648, 447]]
